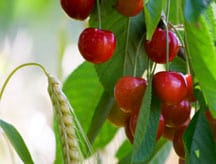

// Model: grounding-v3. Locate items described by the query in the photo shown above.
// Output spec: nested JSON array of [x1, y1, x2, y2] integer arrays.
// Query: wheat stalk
[[48, 75, 83, 164]]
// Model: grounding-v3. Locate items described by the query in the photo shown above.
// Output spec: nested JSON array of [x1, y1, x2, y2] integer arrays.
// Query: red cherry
[[173, 127, 186, 159], [185, 74, 196, 102], [156, 115, 165, 140], [116, 0, 143, 17], [60, 0, 95, 20], [129, 112, 165, 141], [161, 100, 191, 127], [144, 28, 179, 63], [173, 119, 190, 159], [78, 28, 116, 64], [114, 76, 147, 113], [153, 71, 188, 105]]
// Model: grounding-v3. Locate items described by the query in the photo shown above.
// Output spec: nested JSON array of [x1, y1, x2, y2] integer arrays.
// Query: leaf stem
[[0, 63, 49, 100], [97, 0, 102, 29]]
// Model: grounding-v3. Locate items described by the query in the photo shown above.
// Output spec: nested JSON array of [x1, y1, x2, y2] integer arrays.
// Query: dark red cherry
[[60, 0, 95, 20], [185, 74, 196, 102], [153, 71, 188, 105], [116, 0, 143, 17], [144, 28, 179, 63], [78, 28, 116, 64], [161, 100, 191, 127], [114, 76, 147, 113]]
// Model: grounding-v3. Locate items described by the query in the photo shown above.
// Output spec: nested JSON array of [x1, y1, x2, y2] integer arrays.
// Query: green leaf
[[0, 119, 34, 164], [89, 0, 147, 95], [132, 80, 162, 163], [116, 140, 132, 162], [183, 110, 216, 163], [144, 0, 163, 40], [184, 0, 212, 22], [87, 92, 115, 144], [63, 62, 103, 133], [168, 0, 184, 24], [63, 62, 116, 152], [146, 138, 172, 164], [184, 16, 216, 116], [169, 56, 186, 74], [118, 138, 171, 164]]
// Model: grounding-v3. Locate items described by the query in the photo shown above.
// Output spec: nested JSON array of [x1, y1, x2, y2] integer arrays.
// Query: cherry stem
[[97, 0, 102, 29], [123, 18, 131, 76], [0, 63, 49, 100], [169, 23, 191, 74], [164, 0, 171, 71], [133, 34, 145, 77]]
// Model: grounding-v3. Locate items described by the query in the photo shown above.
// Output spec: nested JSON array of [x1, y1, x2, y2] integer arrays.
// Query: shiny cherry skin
[[78, 28, 116, 64], [60, 0, 95, 20], [185, 74, 196, 102], [114, 76, 147, 113], [144, 28, 179, 63], [129, 112, 165, 141], [116, 0, 143, 17], [153, 71, 188, 105], [161, 100, 191, 127], [107, 102, 130, 127]]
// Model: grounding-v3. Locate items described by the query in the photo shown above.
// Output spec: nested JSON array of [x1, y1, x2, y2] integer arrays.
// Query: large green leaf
[[183, 110, 216, 163], [89, 0, 147, 95], [87, 92, 116, 144], [0, 119, 34, 164], [63, 62, 116, 152], [168, 0, 184, 24], [131, 80, 162, 163], [184, 16, 216, 116], [144, 0, 163, 40], [184, 0, 212, 22], [117, 138, 171, 164]]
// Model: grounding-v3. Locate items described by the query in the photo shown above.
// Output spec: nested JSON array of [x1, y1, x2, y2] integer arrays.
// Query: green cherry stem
[[170, 23, 191, 74], [163, 19, 170, 71], [0, 63, 49, 100], [96, 0, 102, 29]]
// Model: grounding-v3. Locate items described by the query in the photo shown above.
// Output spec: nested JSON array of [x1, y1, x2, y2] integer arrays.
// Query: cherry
[[144, 28, 179, 63], [107, 102, 130, 127], [129, 112, 165, 141], [116, 0, 143, 17], [173, 119, 190, 159], [185, 74, 196, 102], [114, 76, 147, 113], [60, 0, 95, 20], [161, 100, 191, 127], [78, 28, 116, 64], [173, 127, 186, 159], [153, 71, 188, 105]]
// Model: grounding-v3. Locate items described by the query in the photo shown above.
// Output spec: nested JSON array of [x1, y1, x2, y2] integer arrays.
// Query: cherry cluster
[[60, 0, 216, 163]]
